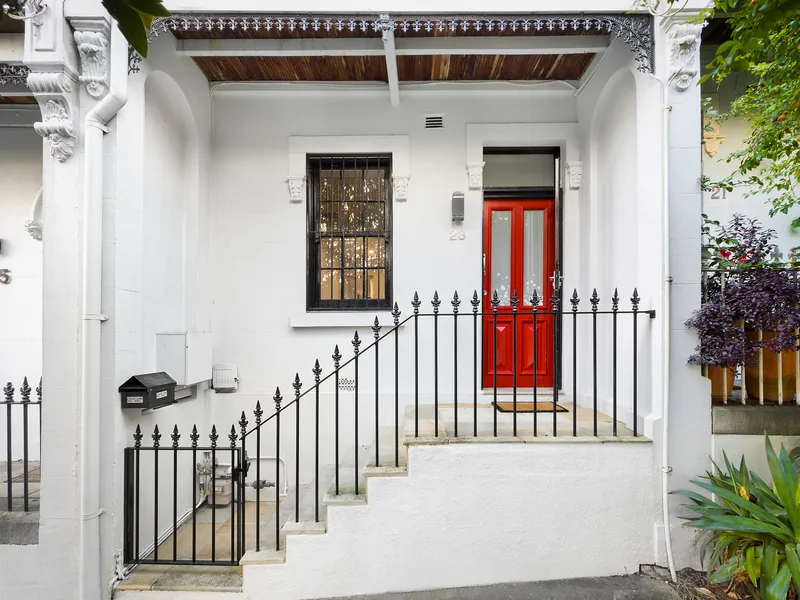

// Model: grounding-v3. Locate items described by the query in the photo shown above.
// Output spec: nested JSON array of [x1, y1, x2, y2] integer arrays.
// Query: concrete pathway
[[321, 576, 680, 600]]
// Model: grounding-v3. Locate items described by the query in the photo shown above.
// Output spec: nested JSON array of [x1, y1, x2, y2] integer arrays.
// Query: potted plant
[[688, 215, 800, 402]]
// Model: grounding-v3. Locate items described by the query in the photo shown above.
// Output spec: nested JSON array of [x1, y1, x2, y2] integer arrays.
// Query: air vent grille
[[425, 114, 444, 129]]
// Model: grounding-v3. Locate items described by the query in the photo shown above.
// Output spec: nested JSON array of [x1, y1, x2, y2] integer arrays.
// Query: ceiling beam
[[380, 15, 400, 106], [176, 35, 610, 58]]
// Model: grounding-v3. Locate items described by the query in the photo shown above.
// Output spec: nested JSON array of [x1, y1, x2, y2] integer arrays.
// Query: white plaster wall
[[0, 108, 43, 460], [244, 440, 660, 600], [712, 435, 800, 481], [207, 87, 661, 493], [96, 33, 214, 595], [575, 41, 664, 435], [700, 47, 800, 254]]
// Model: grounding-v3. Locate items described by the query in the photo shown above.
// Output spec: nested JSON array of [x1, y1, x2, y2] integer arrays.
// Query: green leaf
[[138, 10, 153, 29], [765, 561, 791, 600], [784, 544, 800, 590], [107, 0, 149, 58], [709, 554, 745, 584], [747, 544, 762, 586], [126, 0, 170, 16]]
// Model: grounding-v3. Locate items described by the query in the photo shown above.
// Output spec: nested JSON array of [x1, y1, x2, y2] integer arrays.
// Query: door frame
[[481, 146, 564, 390]]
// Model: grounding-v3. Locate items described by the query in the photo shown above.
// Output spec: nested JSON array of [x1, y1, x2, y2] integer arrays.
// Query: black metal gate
[[123, 427, 246, 566]]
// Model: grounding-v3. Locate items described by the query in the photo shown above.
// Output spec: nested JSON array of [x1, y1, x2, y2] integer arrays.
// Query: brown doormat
[[493, 401, 567, 413]]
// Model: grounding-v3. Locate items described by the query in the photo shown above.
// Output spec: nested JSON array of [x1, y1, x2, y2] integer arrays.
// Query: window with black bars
[[307, 155, 392, 310]]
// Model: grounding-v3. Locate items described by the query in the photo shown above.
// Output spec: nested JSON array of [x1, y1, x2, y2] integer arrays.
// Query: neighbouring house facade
[[0, 1, 723, 599]]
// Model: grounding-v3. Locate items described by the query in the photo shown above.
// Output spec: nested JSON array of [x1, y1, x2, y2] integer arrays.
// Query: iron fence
[[2, 377, 41, 513], [122, 287, 655, 566]]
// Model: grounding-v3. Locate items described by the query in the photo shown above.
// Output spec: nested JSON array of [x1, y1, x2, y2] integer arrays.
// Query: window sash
[[307, 155, 392, 311]]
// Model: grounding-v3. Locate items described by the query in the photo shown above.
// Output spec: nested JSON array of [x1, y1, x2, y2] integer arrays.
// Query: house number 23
[[449, 230, 466, 241]]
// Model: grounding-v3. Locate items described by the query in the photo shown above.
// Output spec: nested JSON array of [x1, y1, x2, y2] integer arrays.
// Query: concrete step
[[239, 549, 286, 566]]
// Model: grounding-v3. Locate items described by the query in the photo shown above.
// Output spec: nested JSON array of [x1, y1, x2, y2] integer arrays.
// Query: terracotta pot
[[706, 366, 736, 402], [744, 330, 797, 402]]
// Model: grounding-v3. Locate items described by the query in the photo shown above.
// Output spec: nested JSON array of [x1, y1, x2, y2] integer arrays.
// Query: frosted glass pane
[[523, 210, 544, 306], [491, 211, 512, 305]]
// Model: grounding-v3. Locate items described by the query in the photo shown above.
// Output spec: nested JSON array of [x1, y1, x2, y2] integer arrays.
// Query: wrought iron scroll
[[0, 64, 30, 86], [128, 13, 655, 74]]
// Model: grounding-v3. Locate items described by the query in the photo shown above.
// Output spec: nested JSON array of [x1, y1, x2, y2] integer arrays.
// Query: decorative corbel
[[25, 188, 43, 241], [567, 162, 583, 190], [287, 175, 305, 203], [467, 162, 485, 191], [667, 22, 703, 92], [392, 174, 409, 201], [72, 19, 110, 98], [27, 70, 78, 162]]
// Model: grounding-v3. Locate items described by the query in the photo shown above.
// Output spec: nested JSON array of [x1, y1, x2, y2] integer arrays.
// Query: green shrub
[[675, 436, 800, 600]]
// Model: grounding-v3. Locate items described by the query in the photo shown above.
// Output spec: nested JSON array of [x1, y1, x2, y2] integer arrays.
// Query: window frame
[[306, 154, 393, 312]]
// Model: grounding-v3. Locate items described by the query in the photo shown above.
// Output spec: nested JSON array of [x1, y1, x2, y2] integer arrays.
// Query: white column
[[661, 17, 709, 569]]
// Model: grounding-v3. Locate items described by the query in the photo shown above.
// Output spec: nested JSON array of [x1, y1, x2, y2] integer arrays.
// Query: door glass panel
[[523, 210, 544, 306], [491, 210, 512, 305]]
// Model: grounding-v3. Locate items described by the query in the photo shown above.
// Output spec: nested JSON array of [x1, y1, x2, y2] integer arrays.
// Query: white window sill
[[290, 312, 403, 329]]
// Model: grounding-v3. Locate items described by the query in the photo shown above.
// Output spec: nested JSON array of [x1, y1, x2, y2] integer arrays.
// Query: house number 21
[[449, 230, 466, 241]]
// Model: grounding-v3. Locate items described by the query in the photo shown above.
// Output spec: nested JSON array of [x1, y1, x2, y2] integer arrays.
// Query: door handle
[[482, 253, 486, 277]]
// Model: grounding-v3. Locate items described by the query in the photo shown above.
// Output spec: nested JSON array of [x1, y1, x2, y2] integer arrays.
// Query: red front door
[[482, 199, 556, 389]]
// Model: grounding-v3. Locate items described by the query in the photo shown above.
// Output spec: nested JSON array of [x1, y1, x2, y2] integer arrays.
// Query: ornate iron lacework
[[129, 13, 655, 74], [0, 64, 30, 86]]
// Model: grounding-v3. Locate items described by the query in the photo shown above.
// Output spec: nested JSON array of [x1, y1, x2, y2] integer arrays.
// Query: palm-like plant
[[676, 437, 800, 600]]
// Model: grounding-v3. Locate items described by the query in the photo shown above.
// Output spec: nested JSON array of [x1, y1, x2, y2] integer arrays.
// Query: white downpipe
[[659, 80, 677, 583], [79, 22, 128, 600]]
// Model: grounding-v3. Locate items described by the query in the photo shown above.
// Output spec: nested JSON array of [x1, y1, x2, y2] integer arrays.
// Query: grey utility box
[[119, 372, 177, 410]]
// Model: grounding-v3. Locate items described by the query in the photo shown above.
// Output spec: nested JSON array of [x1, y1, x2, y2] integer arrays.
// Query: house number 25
[[450, 230, 466, 241]]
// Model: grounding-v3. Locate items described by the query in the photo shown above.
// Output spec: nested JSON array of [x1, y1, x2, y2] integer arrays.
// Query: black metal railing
[[122, 287, 654, 566], [1, 377, 42, 513]]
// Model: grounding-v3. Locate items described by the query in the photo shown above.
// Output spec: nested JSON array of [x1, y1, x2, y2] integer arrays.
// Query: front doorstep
[[712, 404, 800, 435]]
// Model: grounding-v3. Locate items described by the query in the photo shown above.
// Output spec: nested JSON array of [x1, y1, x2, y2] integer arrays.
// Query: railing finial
[[590, 288, 600, 312], [209, 425, 218, 448], [239, 411, 248, 438], [229, 425, 237, 448], [531, 289, 540, 311], [152, 424, 162, 448], [254, 401, 263, 426], [20, 377, 30, 403], [36, 377, 42, 403], [491, 290, 499, 312], [452, 291, 461, 314], [313, 359, 322, 382], [190, 424, 199, 448], [352, 331, 361, 354], [612, 288, 620, 312], [274, 387, 283, 411], [372, 317, 381, 340], [570, 289, 580, 311], [631, 288, 640, 311], [431, 291, 441, 314], [511, 290, 519, 312], [471, 290, 480, 312], [3, 382, 14, 403], [133, 424, 143, 448], [412, 291, 421, 314], [293, 373, 302, 399], [171, 425, 180, 448], [332, 345, 342, 367], [392, 302, 401, 325]]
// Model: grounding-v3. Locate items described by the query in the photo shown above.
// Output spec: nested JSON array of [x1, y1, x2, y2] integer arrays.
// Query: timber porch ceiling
[[136, 13, 654, 98]]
